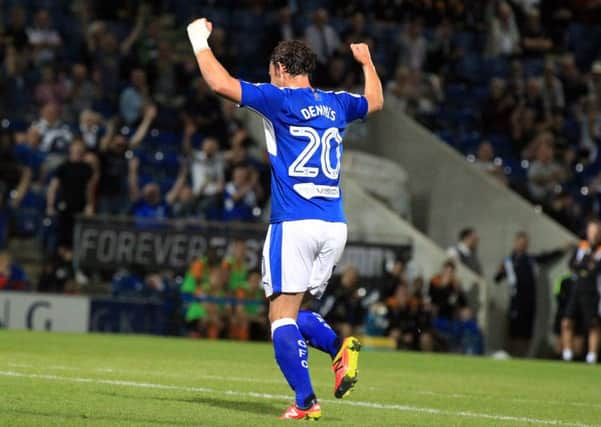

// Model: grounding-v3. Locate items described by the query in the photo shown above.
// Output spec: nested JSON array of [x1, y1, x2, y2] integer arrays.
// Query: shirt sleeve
[[336, 91, 368, 123], [240, 81, 285, 118]]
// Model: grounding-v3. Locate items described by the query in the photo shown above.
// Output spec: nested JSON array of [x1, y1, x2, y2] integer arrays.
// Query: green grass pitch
[[0, 330, 599, 426]]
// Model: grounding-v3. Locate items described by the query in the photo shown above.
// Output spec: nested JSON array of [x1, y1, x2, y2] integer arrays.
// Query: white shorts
[[262, 220, 347, 299]]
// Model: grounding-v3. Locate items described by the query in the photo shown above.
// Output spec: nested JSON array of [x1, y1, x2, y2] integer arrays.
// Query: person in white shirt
[[26, 9, 62, 64], [486, 2, 521, 57], [304, 8, 341, 65], [190, 137, 225, 217]]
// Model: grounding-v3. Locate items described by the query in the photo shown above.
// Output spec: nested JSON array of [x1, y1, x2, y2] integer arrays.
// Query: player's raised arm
[[350, 43, 383, 114], [187, 18, 242, 103]]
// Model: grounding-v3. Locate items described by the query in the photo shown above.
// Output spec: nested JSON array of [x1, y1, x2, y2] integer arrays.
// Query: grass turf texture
[[0, 331, 599, 426]]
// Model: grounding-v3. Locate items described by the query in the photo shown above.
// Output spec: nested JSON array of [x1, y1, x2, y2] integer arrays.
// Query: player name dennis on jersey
[[300, 105, 336, 121]]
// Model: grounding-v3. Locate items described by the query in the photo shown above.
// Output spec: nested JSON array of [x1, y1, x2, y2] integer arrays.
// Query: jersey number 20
[[288, 126, 342, 179]]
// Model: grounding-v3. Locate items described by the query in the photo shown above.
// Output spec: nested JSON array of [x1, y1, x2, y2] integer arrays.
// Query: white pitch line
[[0, 370, 594, 427], [8, 363, 600, 411], [414, 390, 601, 410]]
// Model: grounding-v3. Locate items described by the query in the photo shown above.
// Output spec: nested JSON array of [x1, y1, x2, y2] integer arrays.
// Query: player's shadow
[[181, 395, 284, 415], [95, 390, 281, 416], [95, 391, 342, 421]]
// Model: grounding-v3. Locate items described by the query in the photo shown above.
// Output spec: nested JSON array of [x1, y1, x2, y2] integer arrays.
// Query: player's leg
[[263, 223, 321, 420], [304, 221, 361, 398], [297, 310, 341, 359], [587, 327, 600, 364], [561, 290, 578, 361], [582, 289, 599, 363], [298, 221, 346, 362], [269, 293, 317, 407]]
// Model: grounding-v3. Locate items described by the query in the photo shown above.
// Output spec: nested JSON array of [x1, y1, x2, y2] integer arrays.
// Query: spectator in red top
[[0, 251, 29, 291]]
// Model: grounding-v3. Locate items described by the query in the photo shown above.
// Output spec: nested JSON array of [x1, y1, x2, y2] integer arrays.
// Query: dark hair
[[459, 227, 475, 241], [270, 40, 317, 76], [443, 259, 456, 270]]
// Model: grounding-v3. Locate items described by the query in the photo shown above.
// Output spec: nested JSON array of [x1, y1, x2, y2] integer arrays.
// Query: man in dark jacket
[[495, 231, 566, 357]]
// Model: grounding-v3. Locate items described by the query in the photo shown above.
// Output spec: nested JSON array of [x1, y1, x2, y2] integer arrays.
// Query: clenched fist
[[187, 18, 213, 53], [350, 43, 373, 66]]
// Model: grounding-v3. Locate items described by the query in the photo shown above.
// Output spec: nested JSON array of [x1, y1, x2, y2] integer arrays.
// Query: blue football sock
[[297, 310, 341, 359], [271, 318, 316, 409]]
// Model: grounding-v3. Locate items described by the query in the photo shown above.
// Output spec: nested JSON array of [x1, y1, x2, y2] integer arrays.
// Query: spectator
[[203, 267, 227, 339], [128, 160, 187, 220], [266, 6, 300, 52], [429, 260, 482, 354], [183, 79, 228, 145], [589, 61, 601, 109], [78, 110, 105, 151], [508, 59, 526, 97], [119, 68, 151, 125], [46, 140, 95, 250], [481, 78, 516, 135], [97, 106, 157, 215], [558, 54, 588, 109], [34, 65, 70, 107], [181, 266, 226, 339], [66, 63, 97, 121], [32, 102, 73, 170], [386, 284, 433, 351], [223, 239, 249, 292], [486, 1, 521, 57], [577, 97, 601, 161], [228, 269, 267, 341], [151, 41, 185, 110], [541, 60, 565, 118], [182, 246, 224, 298], [304, 8, 341, 66], [548, 190, 583, 233], [239, 270, 269, 341], [319, 266, 365, 337], [447, 227, 483, 275], [495, 231, 567, 357], [473, 141, 508, 185], [342, 12, 369, 45], [385, 66, 411, 113], [0, 130, 32, 210], [511, 108, 540, 156], [4, 6, 29, 51], [187, 135, 225, 218], [398, 18, 427, 71], [527, 142, 567, 203], [26, 9, 62, 64], [223, 165, 258, 222], [0, 250, 29, 291], [562, 220, 601, 364], [524, 77, 546, 122], [400, 69, 443, 119], [37, 252, 74, 293], [381, 258, 409, 301], [521, 128, 554, 161], [2, 42, 34, 119], [425, 18, 458, 75], [521, 9, 553, 58], [429, 260, 467, 322]]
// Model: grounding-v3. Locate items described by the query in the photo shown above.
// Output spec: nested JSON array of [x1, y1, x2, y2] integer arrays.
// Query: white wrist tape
[[187, 18, 211, 53]]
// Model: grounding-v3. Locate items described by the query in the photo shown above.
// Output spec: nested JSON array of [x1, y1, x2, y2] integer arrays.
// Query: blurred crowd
[[171, 237, 483, 354]]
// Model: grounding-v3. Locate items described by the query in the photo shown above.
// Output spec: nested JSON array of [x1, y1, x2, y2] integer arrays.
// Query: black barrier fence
[[73, 216, 412, 280]]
